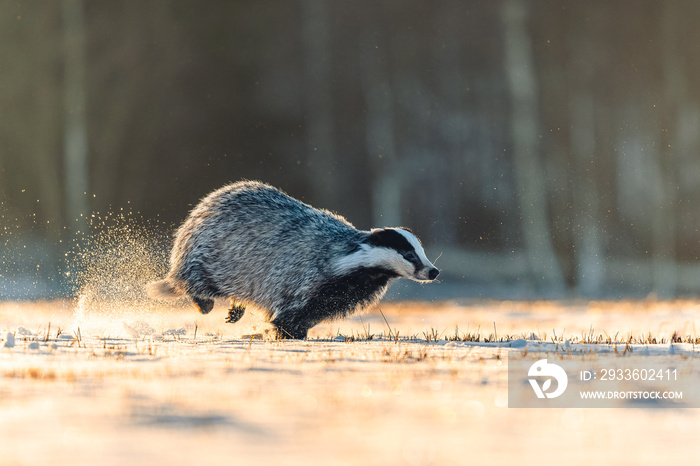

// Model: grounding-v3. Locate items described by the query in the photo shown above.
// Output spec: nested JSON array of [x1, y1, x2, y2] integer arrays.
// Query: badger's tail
[[146, 278, 185, 299]]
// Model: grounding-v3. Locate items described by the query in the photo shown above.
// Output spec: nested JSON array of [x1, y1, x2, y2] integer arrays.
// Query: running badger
[[148, 181, 439, 339]]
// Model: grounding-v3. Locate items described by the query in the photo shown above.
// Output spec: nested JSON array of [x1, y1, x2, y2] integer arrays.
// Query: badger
[[148, 181, 439, 339]]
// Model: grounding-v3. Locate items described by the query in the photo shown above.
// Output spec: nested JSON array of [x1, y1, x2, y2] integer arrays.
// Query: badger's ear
[[368, 228, 410, 250], [368, 228, 388, 246], [368, 227, 417, 253]]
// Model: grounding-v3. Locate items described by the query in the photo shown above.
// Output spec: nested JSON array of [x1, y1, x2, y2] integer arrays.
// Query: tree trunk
[[568, 14, 605, 297], [358, 9, 401, 229], [501, 0, 566, 294], [652, 0, 686, 297], [63, 0, 89, 232], [301, 0, 338, 207]]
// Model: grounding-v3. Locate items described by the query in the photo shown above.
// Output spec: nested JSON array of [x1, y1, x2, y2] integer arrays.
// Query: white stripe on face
[[333, 244, 414, 278], [394, 228, 435, 270]]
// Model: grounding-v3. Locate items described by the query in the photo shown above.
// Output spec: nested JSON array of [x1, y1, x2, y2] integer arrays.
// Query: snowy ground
[[1, 299, 700, 465]]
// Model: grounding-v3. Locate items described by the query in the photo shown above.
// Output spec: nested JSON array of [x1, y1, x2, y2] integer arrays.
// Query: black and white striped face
[[335, 228, 440, 281]]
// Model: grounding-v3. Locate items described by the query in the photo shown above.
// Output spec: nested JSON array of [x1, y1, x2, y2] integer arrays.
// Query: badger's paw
[[192, 297, 215, 314], [226, 302, 246, 323]]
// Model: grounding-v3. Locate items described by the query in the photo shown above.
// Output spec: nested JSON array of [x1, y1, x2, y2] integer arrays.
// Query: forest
[[2, 0, 700, 298]]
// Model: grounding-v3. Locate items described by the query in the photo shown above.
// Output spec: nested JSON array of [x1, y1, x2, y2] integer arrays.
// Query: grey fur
[[148, 181, 438, 339]]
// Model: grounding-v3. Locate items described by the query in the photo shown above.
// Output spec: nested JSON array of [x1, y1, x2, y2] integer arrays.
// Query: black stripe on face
[[367, 229, 423, 270]]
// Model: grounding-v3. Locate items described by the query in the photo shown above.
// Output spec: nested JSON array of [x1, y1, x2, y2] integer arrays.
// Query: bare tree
[[501, 0, 565, 293], [429, 1, 463, 245], [0, 3, 64, 231], [63, 0, 89, 231], [301, 0, 338, 207], [650, 0, 688, 297], [568, 10, 605, 297], [358, 6, 402, 228]]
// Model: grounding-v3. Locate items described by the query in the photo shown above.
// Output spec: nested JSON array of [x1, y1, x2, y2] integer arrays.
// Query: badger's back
[[168, 181, 366, 312]]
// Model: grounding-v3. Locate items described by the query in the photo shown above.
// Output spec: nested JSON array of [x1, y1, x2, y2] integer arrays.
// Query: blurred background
[[2, 0, 700, 300]]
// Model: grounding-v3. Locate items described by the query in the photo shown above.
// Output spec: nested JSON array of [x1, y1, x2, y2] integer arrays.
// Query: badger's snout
[[415, 266, 439, 282]]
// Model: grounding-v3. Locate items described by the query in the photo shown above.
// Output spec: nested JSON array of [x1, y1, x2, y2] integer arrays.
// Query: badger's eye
[[404, 251, 418, 262]]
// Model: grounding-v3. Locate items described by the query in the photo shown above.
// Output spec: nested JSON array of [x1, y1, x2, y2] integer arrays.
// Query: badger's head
[[335, 227, 440, 282]]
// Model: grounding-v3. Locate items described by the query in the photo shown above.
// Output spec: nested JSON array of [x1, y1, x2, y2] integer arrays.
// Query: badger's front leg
[[270, 312, 310, 340]]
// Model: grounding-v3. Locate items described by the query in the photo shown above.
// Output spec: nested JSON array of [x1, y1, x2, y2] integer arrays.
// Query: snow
[[15, 326, 34, 336], [0, 299, 699, 464]]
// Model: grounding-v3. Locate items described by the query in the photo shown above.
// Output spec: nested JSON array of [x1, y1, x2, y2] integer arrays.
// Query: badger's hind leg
[[225, 299, 246, 324], [192, 296, 215, 314]]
